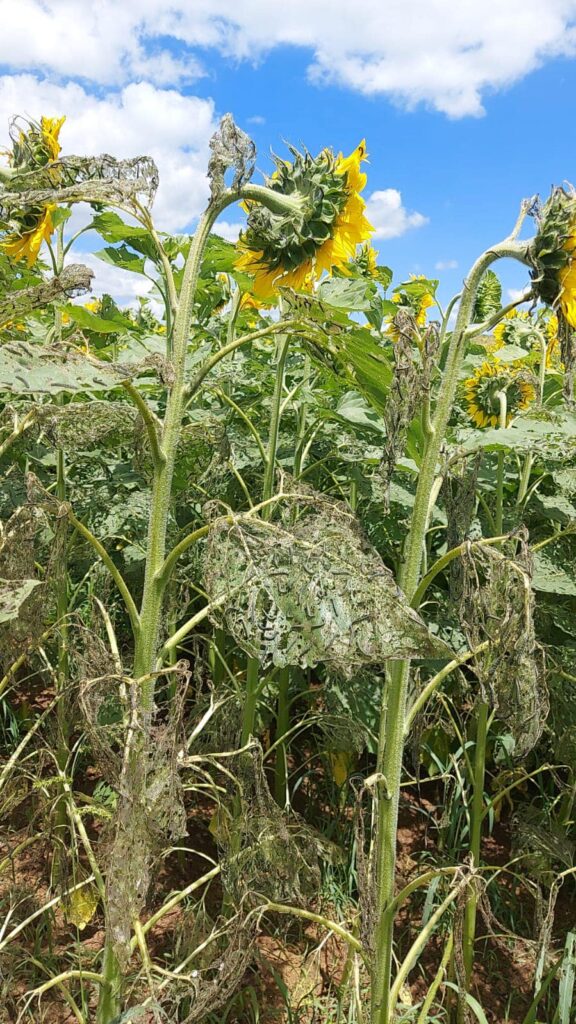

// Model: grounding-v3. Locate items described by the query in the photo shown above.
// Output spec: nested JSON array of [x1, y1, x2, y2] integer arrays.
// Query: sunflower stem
[[495, 390, 507, 534], [462, 701, 489, 988], [369, 234, 531, 1024]]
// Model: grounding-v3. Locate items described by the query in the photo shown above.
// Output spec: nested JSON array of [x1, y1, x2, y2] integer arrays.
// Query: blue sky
[[199, 48, 576, 305], [1, 0, 576, 308]]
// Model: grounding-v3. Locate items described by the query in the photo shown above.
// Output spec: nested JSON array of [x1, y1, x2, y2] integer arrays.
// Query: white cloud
[[1, 1, 575, 116], [366, 189, 428, 240], [0, 76, 217, 232], [507, 287, 531, 303], [435, 259, 459, 270], [215, 221, 245, 242], [66, 250, 154, 305], [247, 115, 266, 125]]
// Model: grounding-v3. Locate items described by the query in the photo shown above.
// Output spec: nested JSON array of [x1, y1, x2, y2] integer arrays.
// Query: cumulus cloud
[[366, 189, 428, 240], [435, 259, 459, 270], [0, 76, 217, 232], [65, 250, 154, 305], [214, 221, 245, 242], [507, 287, 531, 302], [1, 1, 575, 116]]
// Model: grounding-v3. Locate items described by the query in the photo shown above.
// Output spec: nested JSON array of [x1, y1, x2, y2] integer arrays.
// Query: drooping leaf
[[95, 245, 147, 275], [88, 211, 157, 260], [60, 303, 134, 334], [203, 506, 451, 675], [64, 884, 100, 930]]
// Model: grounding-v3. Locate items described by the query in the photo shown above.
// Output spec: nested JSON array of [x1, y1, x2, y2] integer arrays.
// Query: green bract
[[242, 147, 349, 272]]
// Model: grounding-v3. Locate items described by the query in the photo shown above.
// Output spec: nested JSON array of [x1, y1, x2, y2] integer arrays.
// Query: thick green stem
[[274, 667, 290, 807], [462, 701, 489, 987], [96, 944, 122, 1024], [262, 332, 290, 507], [134, 197, 231, 699], [370, 234, 531, 1024], [262, 332, 291, 802], [97, 183, 298, 1023], [495, 391, 507, 535]]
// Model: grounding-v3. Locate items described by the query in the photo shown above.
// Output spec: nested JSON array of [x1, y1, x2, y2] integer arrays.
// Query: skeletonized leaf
[[0, 578, 41, 624], [203, 509, 450, 674], [0, 341, 127, 394]]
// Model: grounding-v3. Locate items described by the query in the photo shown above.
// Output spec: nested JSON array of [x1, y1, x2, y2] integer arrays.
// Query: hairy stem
[[370, 234, 531, 1024], [462, 701, 489, 987]]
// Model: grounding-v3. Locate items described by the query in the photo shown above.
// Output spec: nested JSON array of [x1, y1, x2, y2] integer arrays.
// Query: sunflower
[[40, 116, 65, 162], [385, 275, 435, 341], [235, 141, 373, 299], [530, 187, 576, 327], [491, 308, 529, 349], [6, 114, 65, 173], [544, 313, 560, 364], [559, 251, 576, 327], [2, 203, 57, 267], [1, 114, 65, 267], [463, 358, 536, 428]]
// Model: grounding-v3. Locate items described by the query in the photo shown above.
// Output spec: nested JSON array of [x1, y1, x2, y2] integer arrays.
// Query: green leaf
[[0, 341, 126, 394], [334, 391, 386, 434], [95, 245, 146, 275], [88, 212, 157, 260], [202, 233, 238, 273], [532, 550, 576, 596], [316, 277, 375, 311], [393, 276, 438, 299], [51, 207, 72, 229], [457, 413, 576, 459], [489, 343, 531, 363], [60, 303, 133, 334], [444, 984, 490, 1024], [0, 578, 41, 624], [374, 264, 393, 290], [533, 493, 576, 524]]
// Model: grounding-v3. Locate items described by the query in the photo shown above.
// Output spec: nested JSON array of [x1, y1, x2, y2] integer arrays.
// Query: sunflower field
[[0, 112, 575, 1024]]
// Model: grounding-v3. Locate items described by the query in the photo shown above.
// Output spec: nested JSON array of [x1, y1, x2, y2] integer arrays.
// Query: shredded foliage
[[207, 113, 256, 201], [203, 499, 449, 674], [0, 154, 159, 227], [381, 322, 439, 503], [0, 264, 93, 323], [460, 536, 549, 757]]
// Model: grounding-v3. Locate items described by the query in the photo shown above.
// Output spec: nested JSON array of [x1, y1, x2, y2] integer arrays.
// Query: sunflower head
[[530, 186, 576, 327], [385, 275, 435, 341], [6, 114, 65, 171], [346, 242, 380, 279], [0, 114, 65, 267], [2, 203, 57, 267], [490, 308, 530, 350], [235, 141, 373, 299], [463, 358, 536, 428]]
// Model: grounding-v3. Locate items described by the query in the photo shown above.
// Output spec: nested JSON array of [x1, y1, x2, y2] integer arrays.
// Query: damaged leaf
[[203, 508, 450, 674]]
